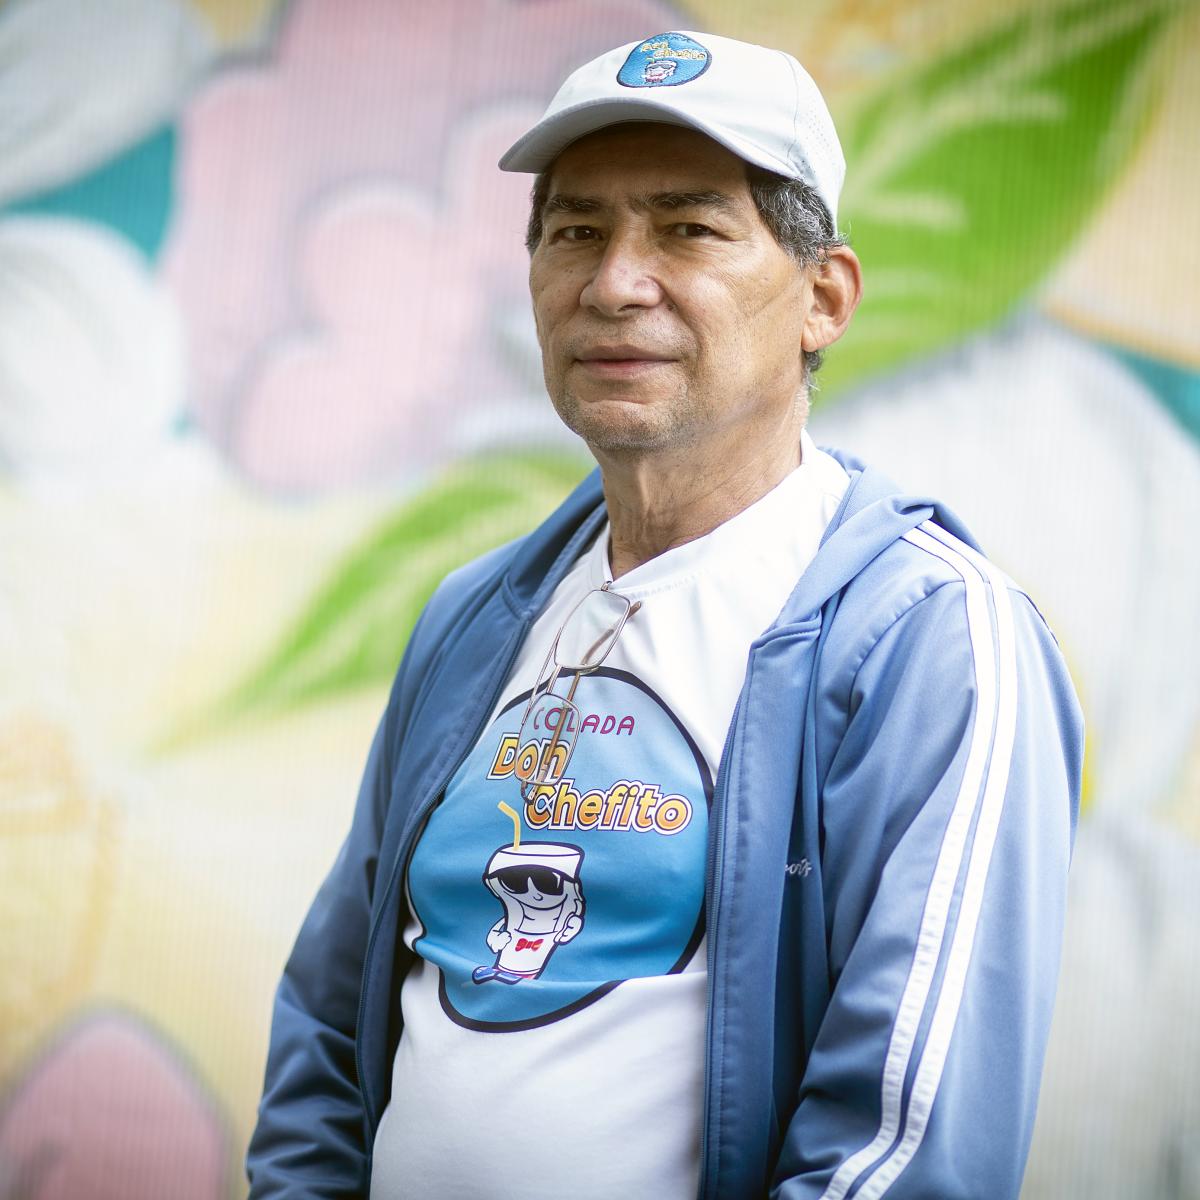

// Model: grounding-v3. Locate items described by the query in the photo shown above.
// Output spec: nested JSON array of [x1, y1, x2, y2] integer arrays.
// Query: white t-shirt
[[371, 432, 849, 1200]]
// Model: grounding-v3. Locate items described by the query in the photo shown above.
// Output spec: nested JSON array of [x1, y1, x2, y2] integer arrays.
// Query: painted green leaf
[[817, 0, 1179, 400], [184, 451, 589, 737]]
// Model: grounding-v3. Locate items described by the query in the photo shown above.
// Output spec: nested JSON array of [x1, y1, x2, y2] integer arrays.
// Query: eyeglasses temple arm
[[520, 596, 641, 795], [541, 669, 582, 770]]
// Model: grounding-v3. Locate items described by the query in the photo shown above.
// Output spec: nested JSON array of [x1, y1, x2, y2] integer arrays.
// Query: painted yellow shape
[[1164, 725, 1200, 843], [186, 0, 281, 46], [683, 0, 1054, 95], [82, 693, 387, 1161], [0, 715, 119, 1070], [1043, 7, 1200, 367]]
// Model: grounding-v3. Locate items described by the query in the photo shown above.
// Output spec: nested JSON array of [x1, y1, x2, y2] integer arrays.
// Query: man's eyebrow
[[540, 190, 741, 218], [542, 194, 603, 217], [642, 190, 739, 214]]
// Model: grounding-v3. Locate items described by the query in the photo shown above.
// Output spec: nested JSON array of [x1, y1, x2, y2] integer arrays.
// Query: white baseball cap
[[499, 30, 845, 229]]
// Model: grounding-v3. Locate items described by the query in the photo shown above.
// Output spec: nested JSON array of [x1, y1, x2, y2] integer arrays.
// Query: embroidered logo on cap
[[617, 32, 711, 88]]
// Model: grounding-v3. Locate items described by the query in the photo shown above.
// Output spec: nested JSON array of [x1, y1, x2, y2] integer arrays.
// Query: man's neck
[[596, 430, 805, 579]]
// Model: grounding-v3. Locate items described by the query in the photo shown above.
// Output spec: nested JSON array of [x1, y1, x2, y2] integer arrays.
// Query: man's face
[[529, 123, 811, 460]]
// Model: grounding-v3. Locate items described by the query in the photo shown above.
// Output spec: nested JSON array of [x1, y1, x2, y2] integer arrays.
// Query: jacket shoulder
[[399, 536, 526, 676], [839, 520, 976, 623], [824, 518, 1043, 678]]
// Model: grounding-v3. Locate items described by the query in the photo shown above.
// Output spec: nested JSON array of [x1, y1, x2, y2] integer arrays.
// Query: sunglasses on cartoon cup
[[489, 865, 571, 896]]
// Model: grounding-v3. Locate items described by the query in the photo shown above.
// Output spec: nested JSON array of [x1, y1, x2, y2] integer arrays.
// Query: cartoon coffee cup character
[[472, 841, 585, 985]]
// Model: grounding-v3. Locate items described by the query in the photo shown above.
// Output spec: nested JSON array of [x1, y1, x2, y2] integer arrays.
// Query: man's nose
[[578, 234, 664, 317]]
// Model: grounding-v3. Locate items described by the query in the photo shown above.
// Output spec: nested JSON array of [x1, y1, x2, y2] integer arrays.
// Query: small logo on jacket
[[785, 859, 812, 878]]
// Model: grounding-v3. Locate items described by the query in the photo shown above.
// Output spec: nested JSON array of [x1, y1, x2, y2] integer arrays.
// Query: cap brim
[[498, 97, 795, 180]]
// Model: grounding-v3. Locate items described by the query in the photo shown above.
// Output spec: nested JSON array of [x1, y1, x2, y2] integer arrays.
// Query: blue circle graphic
[[617, 32, 711, 89], [408, 668, 712, 1031]]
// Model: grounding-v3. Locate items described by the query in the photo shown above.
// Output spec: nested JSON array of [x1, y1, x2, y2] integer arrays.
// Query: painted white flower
[[815, 314, 1200, 819], [0, 216, 186, 484], [1023, 811, 1200, 1199], [0, 0, 212, 204]]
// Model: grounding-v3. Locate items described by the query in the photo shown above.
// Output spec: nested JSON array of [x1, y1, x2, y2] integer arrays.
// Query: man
[[247, 30, 1083, 1200]]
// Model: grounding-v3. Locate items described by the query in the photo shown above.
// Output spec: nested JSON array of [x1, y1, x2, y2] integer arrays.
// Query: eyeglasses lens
[[516, 694, 580, 789], [556, 589, 630, 670]]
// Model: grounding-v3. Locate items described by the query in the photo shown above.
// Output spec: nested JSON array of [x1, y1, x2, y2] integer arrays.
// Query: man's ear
[[801, 245, 863, 353]]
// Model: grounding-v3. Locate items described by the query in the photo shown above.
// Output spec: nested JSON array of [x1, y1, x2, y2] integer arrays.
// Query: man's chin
[[553, 400, 696, 456]]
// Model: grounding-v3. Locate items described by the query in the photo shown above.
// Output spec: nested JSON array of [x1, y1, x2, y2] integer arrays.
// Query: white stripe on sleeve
[[819, 523, 1014, 1200]]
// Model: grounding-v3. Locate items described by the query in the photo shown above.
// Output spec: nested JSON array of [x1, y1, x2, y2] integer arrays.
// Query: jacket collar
[[496, 447, 981, 626]]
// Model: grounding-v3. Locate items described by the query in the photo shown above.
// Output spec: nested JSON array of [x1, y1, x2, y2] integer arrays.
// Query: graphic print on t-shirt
[[470, 838, 587, 986], [407, 667, 712, 1031]]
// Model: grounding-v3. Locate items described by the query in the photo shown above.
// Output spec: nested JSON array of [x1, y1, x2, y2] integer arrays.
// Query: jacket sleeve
[[244, 707, 393, 1198], [245, 587, 448, 1198], [773, 566, 1084, 1199]]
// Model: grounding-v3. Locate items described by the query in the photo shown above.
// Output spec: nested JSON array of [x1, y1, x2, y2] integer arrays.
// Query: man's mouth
[[574, 346, 676, 376]]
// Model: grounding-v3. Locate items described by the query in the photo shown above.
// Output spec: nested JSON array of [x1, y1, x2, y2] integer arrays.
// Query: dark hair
[[524, 161, 845, 381]]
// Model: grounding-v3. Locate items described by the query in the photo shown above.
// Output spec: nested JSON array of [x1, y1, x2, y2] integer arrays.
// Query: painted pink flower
[[163, 0, 678, 492], [0, 1013, 227, 1200]]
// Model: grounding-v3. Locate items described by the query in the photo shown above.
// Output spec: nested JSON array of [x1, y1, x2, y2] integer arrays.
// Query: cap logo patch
[[617, 32, 711, 88]]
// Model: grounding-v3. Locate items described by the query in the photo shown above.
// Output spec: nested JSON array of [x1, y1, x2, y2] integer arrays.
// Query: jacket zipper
[[356, 615, 532, 1133], [699, 690, 745, 1200], [356, 502, 610, 1131]]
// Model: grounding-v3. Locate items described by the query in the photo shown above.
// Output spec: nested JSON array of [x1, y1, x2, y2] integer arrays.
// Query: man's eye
[[556, 225, 599, 242], [672, 222, 714, 238]]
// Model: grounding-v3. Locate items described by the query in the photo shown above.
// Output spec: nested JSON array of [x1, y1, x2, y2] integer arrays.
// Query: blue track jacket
[[247, 450, 1083, 1199]]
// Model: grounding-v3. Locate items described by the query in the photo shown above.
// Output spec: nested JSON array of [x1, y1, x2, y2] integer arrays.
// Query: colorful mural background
[[1, 0, 1197, 1195]]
